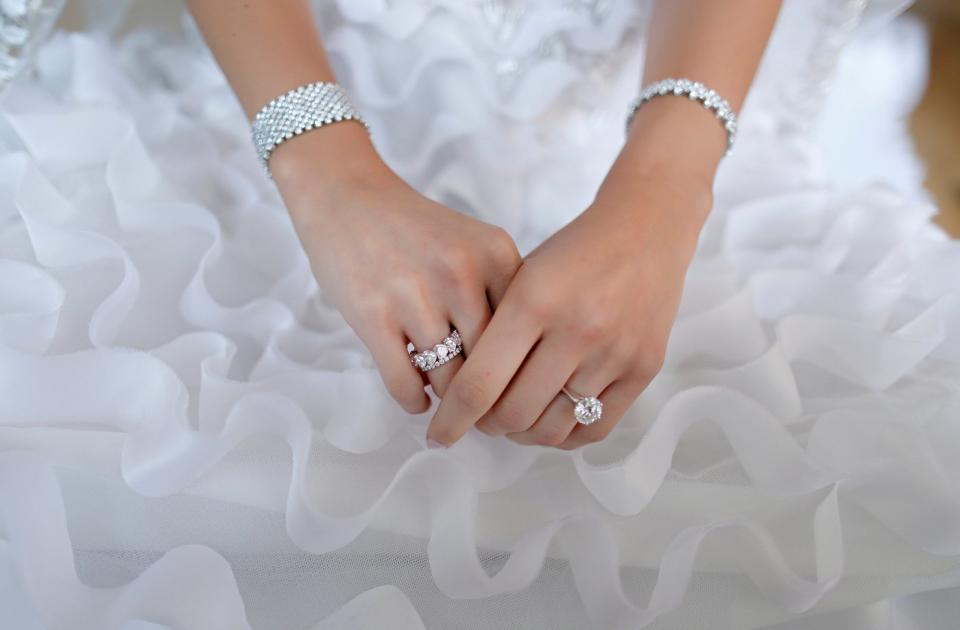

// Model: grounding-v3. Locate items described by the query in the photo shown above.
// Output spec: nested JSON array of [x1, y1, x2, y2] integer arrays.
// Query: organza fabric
[[2, 0, 960, 628]]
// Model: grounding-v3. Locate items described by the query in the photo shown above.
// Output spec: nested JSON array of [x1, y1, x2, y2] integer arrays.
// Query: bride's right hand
[[269, 122, 522, 413]]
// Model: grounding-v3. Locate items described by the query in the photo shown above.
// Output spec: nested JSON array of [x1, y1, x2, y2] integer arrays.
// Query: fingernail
[[426, 437, 446, 449]]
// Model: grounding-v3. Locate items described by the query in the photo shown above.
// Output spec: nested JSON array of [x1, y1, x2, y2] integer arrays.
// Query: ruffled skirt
[[1, 2, 959, 628]]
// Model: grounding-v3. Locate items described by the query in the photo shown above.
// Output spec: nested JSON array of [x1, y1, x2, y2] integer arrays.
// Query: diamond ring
[[409, 329, 462, 372], [561, 386, 603, 425]]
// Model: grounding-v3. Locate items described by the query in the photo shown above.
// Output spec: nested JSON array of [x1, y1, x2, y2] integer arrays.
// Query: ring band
[[561, 386, 603, 425], [409, 329, 462, 372]]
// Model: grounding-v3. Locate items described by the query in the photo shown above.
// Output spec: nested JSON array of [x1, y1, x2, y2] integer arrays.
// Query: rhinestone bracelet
[[251, 81, 369, 178], [625, 78, 737, 155]]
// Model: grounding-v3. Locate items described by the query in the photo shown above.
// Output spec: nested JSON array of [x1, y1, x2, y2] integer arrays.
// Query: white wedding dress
[[2, 1, 960, 628]]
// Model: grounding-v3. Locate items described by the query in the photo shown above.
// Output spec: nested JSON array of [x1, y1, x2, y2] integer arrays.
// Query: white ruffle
[[2, 1, 960, 629]]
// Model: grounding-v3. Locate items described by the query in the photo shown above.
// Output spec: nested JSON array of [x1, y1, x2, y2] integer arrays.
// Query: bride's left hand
[[425, 171, 711, 449]]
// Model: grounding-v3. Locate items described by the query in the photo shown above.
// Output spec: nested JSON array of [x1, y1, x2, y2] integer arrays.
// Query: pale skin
[[186, 0, 782, 448]]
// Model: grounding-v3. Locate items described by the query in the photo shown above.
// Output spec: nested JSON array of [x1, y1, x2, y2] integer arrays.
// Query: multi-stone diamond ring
[[409, 329, 463, 372], [561, 386, 603, 425]]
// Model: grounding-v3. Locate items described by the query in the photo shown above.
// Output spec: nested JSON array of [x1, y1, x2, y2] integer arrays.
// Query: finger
[[485, 228, 522, 309], [427, 290, 492, 397], [506, 362, 617, 448], [485, 255, 521, 309], [405, 311, 463, 399], [487, 276, 511, 311], [448, 289, 492, 358], [555, 378, 646, 450], [474, 337, 578, 436], [426, 297, 541, 446], [362, 325, 431, 414]]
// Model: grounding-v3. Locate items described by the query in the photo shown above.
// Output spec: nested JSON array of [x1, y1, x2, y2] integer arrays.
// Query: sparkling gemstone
[[422, 350, 438, 369], [435, 344, 449, 361], [414, 354, 429, 370], [574, 396, 603, 425], [444, 337, 458, 353]]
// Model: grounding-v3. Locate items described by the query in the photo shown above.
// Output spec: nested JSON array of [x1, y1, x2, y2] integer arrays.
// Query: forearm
[[596, 0, 782, 233], [184, 0, 337, 119], [185, 0, 389, 209]]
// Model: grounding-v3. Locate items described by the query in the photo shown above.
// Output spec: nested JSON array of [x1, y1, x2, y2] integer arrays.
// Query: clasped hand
[[273, 125, 708, 450]]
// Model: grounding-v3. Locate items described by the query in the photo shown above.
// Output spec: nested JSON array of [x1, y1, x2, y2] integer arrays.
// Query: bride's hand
[[425, 168, 711, 448], [271, 123, 522, 413]]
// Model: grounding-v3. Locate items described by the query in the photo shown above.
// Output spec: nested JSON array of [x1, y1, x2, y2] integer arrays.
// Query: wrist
[[588, 166, 712, 269], [620, 94, 728, 189], [592, 97, 724, 247], [593, 159, 713, 240], [269, 122, 400, 223]]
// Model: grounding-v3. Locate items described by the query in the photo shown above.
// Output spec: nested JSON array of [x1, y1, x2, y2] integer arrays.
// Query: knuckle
[[451, 376, 489, 413], [382, 372, 425, 412], [488, 227, 521, 268], [429, 426, 458, 445], [441, 244, 475, 279], [431, 378, 449, 398], [583, 424, 614, 444], [394, 390, 428, 414], [392, 273, 431, 306], [511, 284, 553, 321], [488, 399, 530, 433], [605, 335, 639, 362], [356, 295, 392, 325], [474, 420, 500, 437], [612, 343, 640, 368], [635, 347, 666, 381], [536, 426, 570, 447], [575, 311, 613, 344], [598, 421, 617, 440]]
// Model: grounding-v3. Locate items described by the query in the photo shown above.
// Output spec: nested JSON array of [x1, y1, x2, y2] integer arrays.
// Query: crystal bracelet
[[625, 78, 737, 155], [251, 81, 369, 178]]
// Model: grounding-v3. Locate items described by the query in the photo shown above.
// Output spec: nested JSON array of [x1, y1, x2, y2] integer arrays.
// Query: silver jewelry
[[251, 81, 369, 178], [625, 78, 737, 155], [409, 330, 463, 373], [0, 0, 66, 93], [561, 386, 603, 425]]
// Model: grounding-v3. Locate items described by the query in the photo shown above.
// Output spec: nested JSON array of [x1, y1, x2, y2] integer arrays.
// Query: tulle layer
[[307, 0, 651, 247], [1, 2, 960, 629]]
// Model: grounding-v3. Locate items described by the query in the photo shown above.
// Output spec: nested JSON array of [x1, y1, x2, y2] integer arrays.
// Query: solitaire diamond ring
[[409, 329, 462, 372], [561, 386, 603, 425]]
